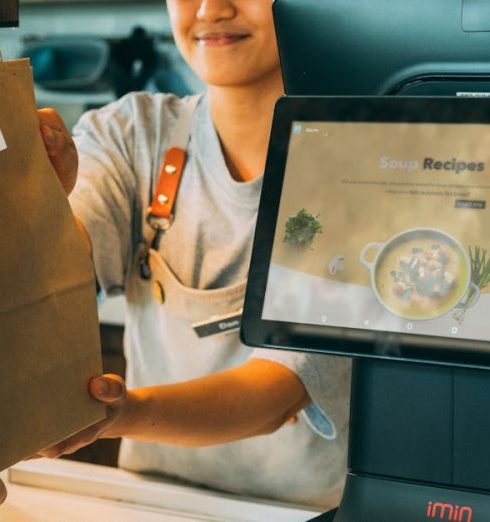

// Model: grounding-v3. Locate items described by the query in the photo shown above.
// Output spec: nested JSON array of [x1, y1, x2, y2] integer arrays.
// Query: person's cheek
[[167, 3, 194, 59]]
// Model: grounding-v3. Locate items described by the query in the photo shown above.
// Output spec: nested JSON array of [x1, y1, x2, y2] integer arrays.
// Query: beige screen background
[[272, 122, 490, 290], [263, 121, 490, 341]]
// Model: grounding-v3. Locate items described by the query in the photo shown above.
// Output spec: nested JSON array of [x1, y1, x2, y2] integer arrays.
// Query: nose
[[196, 0, 236, 22]]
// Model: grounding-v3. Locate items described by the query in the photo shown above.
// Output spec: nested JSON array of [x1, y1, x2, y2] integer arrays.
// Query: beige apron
[[119, 97, 349, 508]]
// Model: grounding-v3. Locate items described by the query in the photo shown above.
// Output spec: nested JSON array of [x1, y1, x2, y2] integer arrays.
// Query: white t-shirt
[[69, 92, 351, 509]]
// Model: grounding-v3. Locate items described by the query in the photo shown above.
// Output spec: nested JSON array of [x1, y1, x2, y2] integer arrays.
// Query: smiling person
[[35, 0, 351, 509]]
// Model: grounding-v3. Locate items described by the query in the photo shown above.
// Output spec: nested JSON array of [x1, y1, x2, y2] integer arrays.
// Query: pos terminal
[[241, 1, 490, 520]]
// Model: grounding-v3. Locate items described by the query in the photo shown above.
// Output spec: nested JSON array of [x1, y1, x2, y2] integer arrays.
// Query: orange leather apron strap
[[140, 95, 202, 278], [148, 146, 187, 221], [145, 95, 201, 236]]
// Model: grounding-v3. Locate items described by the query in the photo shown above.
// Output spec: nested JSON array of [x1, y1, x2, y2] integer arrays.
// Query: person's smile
[[168, 0, 282, 91], [194, 31, 251, 47]]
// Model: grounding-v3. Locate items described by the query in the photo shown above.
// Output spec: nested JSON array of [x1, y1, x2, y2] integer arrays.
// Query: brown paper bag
[[0, 59, 105, 470]]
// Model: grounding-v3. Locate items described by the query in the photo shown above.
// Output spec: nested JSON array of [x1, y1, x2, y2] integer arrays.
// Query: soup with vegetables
[[375, 236, 468, 319]]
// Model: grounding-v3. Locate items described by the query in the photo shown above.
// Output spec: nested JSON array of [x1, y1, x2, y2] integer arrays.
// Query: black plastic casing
[[264, 2, 490, 520], [274, 0, 490, 97]]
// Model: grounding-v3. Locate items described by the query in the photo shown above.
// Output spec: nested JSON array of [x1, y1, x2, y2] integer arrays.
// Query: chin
[[205, 77, 254, 88], [198, 71, 251, 88], [200, 66, 273, 89]]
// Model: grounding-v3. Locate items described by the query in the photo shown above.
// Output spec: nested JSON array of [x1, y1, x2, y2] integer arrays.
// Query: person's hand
[[0, 479, 6, 505], [37, 108, 78, 196], [31, 374, 130, 459]]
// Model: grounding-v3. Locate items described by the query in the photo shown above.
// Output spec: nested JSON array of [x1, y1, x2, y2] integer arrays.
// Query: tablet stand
[[309, 358, 490, 521]]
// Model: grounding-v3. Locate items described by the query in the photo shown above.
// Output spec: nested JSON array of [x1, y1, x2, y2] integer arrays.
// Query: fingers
[[38, 428, 98, 459], [89, 374, 127, 405], [33, 375, 128, 460], [23, 454, 43, 461], [37, 108, 78, 195], [38, 108, 72, 157], [38, 108, 71, 144], [37, 413, 113, 459], [0, 479, 6, 505]]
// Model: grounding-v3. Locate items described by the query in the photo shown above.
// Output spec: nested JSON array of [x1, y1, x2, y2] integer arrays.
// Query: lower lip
[[197, 35, 248, 47]]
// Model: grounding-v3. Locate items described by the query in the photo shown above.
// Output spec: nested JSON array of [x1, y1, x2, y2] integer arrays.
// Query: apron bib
[[122, 244, 347, 508], [118, 96, 349, 508]]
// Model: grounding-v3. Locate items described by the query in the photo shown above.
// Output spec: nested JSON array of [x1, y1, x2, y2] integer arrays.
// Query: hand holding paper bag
[[0, 59, 105, 471], [32, 374, 130, 459]]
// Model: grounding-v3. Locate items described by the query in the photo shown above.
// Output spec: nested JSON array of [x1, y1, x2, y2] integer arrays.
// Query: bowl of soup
[[359, 228, 479, 320]]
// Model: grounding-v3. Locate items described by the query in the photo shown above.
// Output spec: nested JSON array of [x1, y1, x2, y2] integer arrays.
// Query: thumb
[[89, 375, 126, 404]]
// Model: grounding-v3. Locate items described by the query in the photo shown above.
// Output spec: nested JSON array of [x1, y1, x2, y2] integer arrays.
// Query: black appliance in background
[[21, 28, 157, 96], [0, 0, 18, 28], [273, 1, 490, 520], [110, 26, 157, 97], [275, 0, 490, 97]]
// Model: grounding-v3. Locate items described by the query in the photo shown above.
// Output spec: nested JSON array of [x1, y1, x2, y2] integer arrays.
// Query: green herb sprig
[[453, 245, 490, 323], [469, 246, 490, 290], [283, 208, 322, 247]]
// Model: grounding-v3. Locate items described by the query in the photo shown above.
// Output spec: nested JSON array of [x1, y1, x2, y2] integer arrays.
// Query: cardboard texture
[[0, 59, 105, 471]]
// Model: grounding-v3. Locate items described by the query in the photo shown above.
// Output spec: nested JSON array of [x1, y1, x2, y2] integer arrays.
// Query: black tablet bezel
[[241, 96, 490, 369]]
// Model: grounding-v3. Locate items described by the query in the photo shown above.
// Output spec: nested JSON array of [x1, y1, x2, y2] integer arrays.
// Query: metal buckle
[[145, 208, 174, 253], [139, 250, 152, 280], [146, 210, 173, 232]]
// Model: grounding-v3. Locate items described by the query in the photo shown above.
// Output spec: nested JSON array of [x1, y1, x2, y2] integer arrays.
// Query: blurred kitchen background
[[0, 0, 205, 467], [0, 0, 204, 128]]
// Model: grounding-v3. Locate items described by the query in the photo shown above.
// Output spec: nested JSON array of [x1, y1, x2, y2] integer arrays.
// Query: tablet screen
[[262, 119, 490, 343]]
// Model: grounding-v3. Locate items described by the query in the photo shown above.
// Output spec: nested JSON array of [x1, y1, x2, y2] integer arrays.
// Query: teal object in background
[[23, 38, 110, 91]]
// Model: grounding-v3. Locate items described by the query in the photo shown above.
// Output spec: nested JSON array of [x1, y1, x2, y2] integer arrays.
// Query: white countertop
[[0, 484, 198, 522], [0, 460, 321, 522]]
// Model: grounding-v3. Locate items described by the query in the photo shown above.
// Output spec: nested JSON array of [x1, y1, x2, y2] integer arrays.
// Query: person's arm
[[35, 109, 310, 453], [114, 358, 310, 446], [35, 360, 310, 458]]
